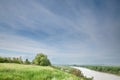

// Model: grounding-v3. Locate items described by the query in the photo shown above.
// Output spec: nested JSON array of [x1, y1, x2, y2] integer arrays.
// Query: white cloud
[[0, 33, 59, 56], [0, 0, 120, 64]]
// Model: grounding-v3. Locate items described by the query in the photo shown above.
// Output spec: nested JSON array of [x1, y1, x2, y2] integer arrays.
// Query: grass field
[[0, 63, 87, 80]]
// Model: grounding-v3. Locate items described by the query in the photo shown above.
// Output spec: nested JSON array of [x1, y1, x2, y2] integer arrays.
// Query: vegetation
[[0, 53, 92, 80], [24, 59, 31, 64], [0, 63, 87, 80], [0, 53, 51, 66], [32, 53, 51, 66], [0, 56, 23, 64], [52, 66, 93, 80], [83, 65, 120, 75]]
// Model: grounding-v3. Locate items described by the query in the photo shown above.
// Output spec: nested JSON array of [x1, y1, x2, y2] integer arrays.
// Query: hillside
[[0, 63, 86, 80]]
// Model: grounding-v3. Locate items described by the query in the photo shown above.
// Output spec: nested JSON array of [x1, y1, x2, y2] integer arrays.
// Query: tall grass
[[0, 63, 83, 80]]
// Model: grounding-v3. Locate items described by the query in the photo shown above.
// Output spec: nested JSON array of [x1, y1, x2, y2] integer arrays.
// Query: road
[[73, 67, 120, 80]]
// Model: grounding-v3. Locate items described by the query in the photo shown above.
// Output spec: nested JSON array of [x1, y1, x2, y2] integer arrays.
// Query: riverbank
[[73, 66, 120, 80], [82, 65, 120, 76], [52, 65, 92, 80]]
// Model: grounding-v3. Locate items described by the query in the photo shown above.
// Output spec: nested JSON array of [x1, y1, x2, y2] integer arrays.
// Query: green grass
[[0, 63, 85, 80]]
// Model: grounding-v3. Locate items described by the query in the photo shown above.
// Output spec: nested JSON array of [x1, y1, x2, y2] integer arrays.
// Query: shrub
[[32, 53, 51, 66], [70, 68, 83, 77]]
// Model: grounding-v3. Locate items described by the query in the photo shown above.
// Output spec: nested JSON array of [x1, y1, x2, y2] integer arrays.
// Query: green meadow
[[0, 63, 88, 80]]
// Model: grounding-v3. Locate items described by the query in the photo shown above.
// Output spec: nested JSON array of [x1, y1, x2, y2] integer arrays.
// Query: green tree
[[24, 59, 31, 64], [7, 57, 12, 63], [32, 53, 51, 66], [12, 57, 18, 63], [0, 56, 24, 64], [18, 56, 23, 64], [0, 57, 4, 63]]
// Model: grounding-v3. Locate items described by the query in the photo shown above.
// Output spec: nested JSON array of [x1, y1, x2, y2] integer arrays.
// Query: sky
[[0, 0, 120, 65]]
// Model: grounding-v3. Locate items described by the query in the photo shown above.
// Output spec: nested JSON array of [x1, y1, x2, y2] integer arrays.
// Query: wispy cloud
[[0, 0, 120, 64]]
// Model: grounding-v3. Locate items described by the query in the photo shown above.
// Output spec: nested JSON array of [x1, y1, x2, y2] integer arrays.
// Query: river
[[73, 67, 120, 80]]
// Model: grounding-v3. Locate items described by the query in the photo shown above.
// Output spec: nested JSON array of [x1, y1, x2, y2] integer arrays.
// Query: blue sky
[[0, 0, 120, 65]]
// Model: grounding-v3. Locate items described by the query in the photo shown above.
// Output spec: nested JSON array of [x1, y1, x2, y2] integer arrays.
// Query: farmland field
[[0, 63, 87, 80]]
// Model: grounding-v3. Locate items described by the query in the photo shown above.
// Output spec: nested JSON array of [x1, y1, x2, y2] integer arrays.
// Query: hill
[[0, 63, 86, 80]]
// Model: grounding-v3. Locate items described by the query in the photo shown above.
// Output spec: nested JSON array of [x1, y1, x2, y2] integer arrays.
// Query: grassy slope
[[0, 63, 83, 80]]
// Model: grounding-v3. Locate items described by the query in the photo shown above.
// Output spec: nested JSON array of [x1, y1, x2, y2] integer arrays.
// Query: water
[[73, 67, 120, 80]]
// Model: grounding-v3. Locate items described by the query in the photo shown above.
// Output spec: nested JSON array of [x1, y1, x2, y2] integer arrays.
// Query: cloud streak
[[0, 0, 120, 64]]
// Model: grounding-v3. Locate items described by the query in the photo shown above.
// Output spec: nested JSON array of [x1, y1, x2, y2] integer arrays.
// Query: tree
[[0, 56, 23, 64], [12, 57, 19, 63], [18, 56, 23, 64], [24, 59, 31, 64], [32, 53, 51, 66], [7, 57, 12, 63], [0, 57, 4, 63]]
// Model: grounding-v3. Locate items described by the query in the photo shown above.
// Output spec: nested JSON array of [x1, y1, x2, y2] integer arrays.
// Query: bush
[[70, 68, 83, 77], [32, 53, 51, 66]]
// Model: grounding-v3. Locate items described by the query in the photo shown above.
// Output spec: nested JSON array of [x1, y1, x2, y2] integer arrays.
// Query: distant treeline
[[0, 56, 30, 64], [0, 53, 51, 66], [83, 65, 120, 75]]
